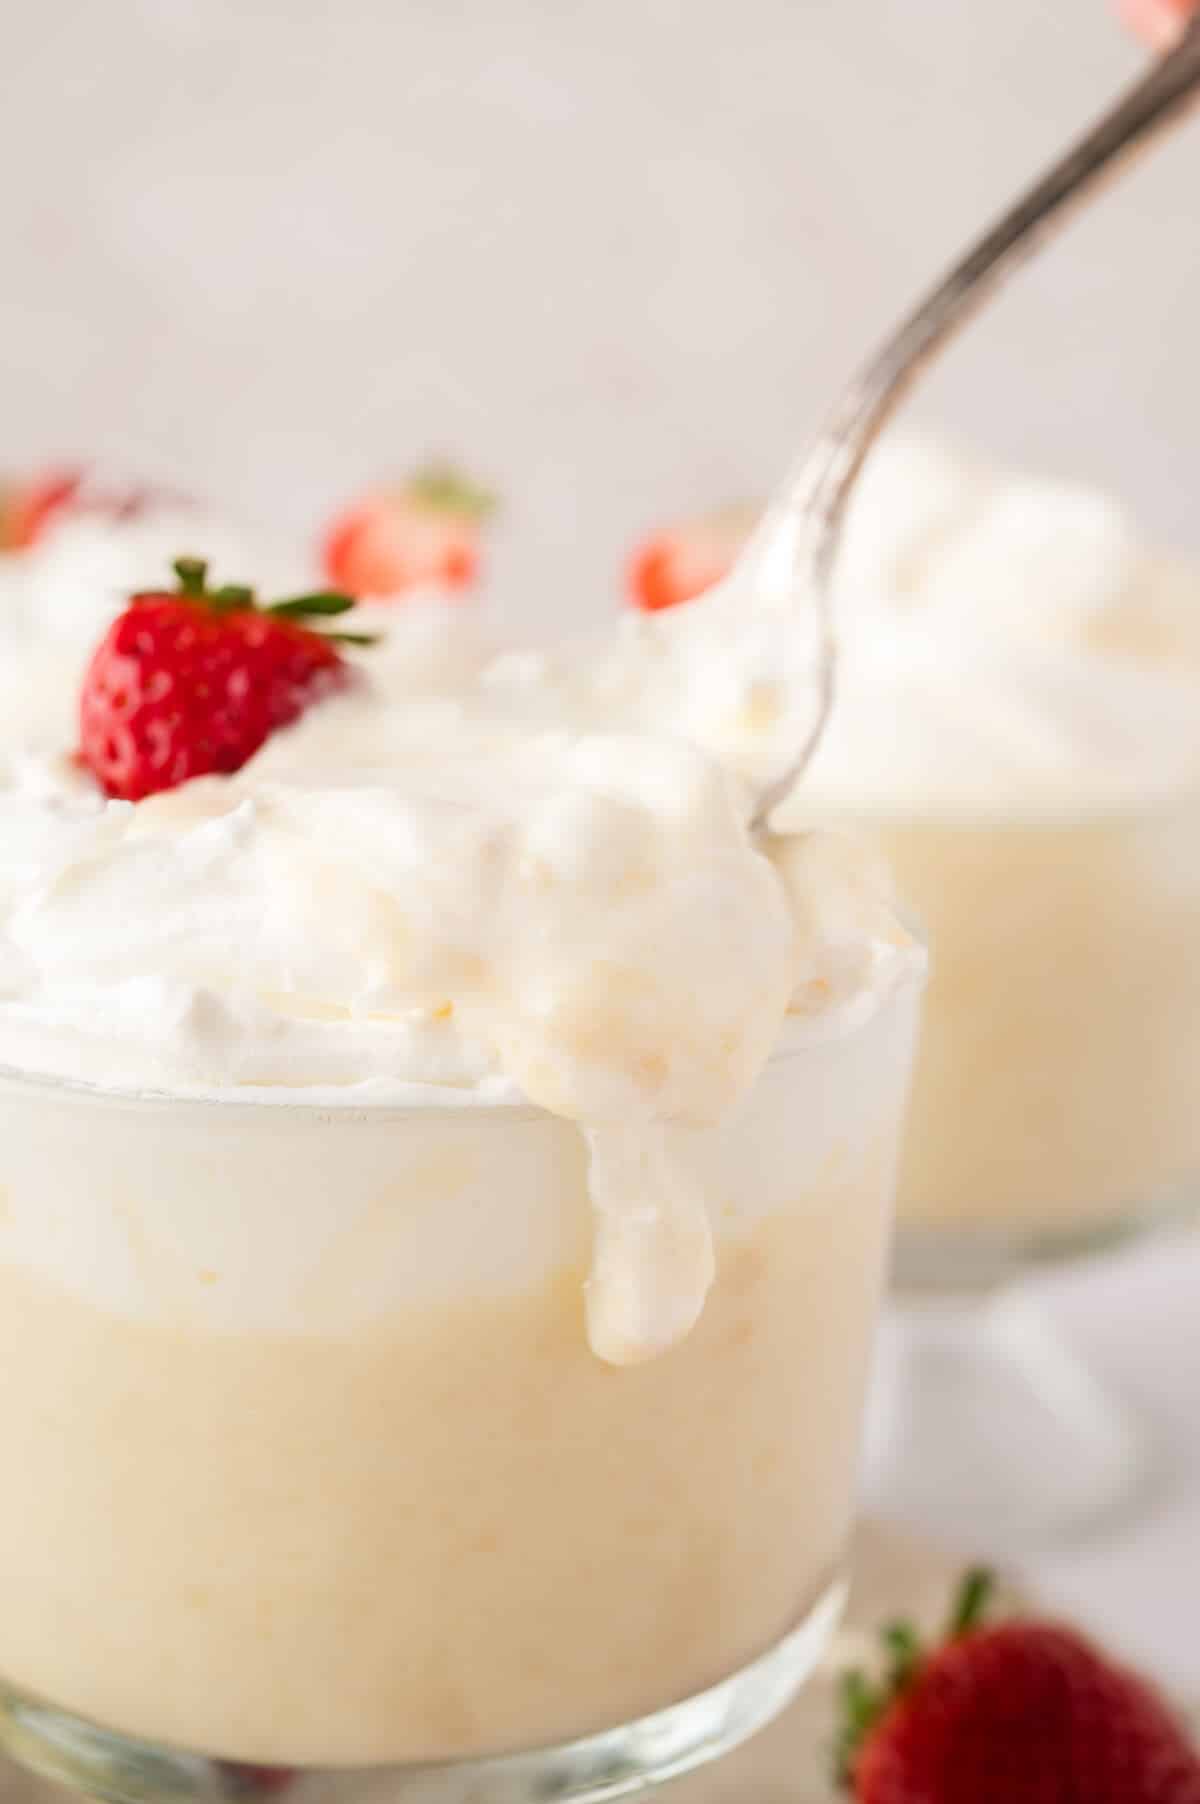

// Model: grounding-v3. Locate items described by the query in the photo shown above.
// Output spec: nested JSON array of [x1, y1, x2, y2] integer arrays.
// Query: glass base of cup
[[863, 1292, 1155, 1557], [0, 1578, 847, 1804]]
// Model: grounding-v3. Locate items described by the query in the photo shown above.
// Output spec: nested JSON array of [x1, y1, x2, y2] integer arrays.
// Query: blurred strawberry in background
[[0, 466, 192, 552], [1118, 0, 1196, 47], [0, 468, 84, 550], [625, 504, 755, 612], [322, 463, 496, 601]]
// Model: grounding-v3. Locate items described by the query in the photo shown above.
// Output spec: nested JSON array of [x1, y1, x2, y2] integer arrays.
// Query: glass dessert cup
[[0, 971, 920, 1804], [860, 792, 1200, 1554]]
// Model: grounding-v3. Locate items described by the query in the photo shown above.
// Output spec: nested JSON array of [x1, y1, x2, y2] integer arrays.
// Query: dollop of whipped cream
[[0, 545, 917, 1365], [798, 434, 1200, 818]]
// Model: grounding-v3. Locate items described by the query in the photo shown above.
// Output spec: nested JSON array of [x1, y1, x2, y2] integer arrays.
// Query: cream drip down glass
[[0, 561, 923, 1802]]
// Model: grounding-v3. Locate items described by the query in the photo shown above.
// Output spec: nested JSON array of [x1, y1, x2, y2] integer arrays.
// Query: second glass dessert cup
[[0, 965, 921, 1804], [862, 789, 1200, 1554]]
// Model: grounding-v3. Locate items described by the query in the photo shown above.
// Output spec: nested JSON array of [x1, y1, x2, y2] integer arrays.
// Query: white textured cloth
[[1021, 1231, 1200, 1700]]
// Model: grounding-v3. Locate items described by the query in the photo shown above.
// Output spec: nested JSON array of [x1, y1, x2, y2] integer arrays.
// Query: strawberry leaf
[[406, 462, 497, 520], [155, 561, 369, 649], [268, 593, 356, 619], [833, 1569, 996, 1790], [882, 1622, 922, 1692]]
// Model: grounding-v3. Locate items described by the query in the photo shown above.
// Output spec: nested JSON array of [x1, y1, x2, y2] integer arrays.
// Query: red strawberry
[[840, 1570, 1200, 1804], [626, 504, 756, 613], [79, 557, 365, 801], [322, 463, 496, 601], [0, 468, 84, 550]]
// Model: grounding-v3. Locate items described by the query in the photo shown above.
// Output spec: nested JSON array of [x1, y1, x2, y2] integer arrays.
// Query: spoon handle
[[753, 15, 1200, 827]]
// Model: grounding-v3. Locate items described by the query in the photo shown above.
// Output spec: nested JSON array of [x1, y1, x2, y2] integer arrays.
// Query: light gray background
[[4, 0, 1198, 625]]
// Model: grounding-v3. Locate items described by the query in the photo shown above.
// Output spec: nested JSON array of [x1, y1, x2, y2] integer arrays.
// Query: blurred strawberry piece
[[0, 468, 84, 550], [322, 463, 496, 601], [1118, 0, 1196, 47], [626, 505, 756, 612], [0, 466, 193, 552]]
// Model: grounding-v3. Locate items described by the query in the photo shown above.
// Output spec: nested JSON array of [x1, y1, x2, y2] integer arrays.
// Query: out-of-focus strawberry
[[0, 467, 193, 551], [1118, 0, 1196, 49], [79, 556, 363, 800], [839, 1569, 1200, 1804], [0, 469, 84, 550], [625, 504, 756, 612], [321, 463, 496, 601]]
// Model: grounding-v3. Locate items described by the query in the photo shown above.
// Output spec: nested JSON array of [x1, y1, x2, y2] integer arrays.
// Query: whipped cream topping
[[9, 508, 310, 653], [799, 435, 1200, 819], [0, 529, 919, 1365]]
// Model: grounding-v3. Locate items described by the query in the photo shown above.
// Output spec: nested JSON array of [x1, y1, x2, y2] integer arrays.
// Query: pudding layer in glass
[[0, 974, 918, 1767]]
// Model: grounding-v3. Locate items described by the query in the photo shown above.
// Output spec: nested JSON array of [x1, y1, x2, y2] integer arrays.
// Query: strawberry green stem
[[173, 556, 209, 595], [946, 1567, 994, 1639]]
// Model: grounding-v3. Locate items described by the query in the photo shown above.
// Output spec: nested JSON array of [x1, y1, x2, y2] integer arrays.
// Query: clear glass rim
[[0, 951, 925, 1121]]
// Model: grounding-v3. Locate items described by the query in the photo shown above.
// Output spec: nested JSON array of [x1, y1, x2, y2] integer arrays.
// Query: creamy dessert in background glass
[[786, 432, 1200, 1273], [774, 433, 1200, 1550], [0, 558, 923, 1801]]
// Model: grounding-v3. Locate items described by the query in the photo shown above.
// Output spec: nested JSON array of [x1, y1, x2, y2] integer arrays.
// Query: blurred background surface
[[3, 0, 1196, 624]]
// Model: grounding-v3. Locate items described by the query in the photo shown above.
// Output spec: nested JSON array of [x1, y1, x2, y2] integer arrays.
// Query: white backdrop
[[4, 0, 1198, 627]]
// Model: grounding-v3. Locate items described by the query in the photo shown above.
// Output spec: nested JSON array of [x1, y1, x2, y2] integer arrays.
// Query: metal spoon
[[743, 14, 1200, 832]]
